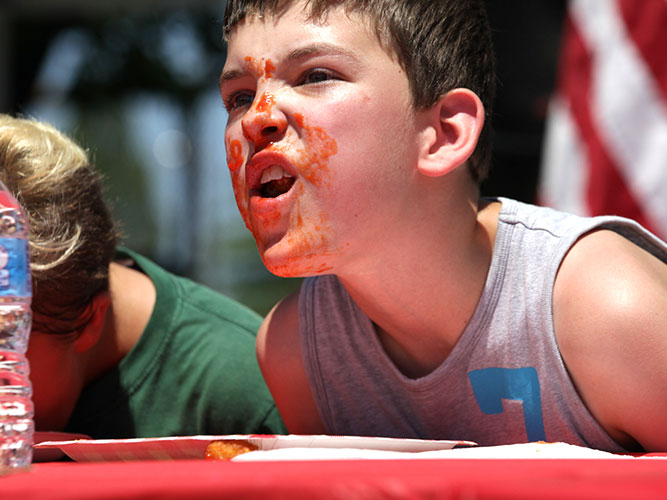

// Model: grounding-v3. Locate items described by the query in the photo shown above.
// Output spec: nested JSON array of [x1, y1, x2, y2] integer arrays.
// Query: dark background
[[0, 0, 567, 315]]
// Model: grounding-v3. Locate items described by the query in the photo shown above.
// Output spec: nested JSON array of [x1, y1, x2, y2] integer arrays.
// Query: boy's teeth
[[260, 165, 292, 184]]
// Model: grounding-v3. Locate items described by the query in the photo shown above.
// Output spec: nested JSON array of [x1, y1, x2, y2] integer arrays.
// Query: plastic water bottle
[[0, 182, 33, 470]]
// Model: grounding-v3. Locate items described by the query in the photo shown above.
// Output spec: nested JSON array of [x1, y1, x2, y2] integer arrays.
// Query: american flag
[[538, 0, 667, 240]]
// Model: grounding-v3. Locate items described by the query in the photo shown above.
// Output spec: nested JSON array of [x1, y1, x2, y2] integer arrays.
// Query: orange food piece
[[205, 439, 259, 460]]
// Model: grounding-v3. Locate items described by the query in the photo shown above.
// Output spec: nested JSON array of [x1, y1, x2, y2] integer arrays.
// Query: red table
[[2, 456, 667, 500]]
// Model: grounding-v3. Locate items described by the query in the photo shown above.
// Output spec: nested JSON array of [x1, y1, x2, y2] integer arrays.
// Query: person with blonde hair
[[0, 114, 285, 438]]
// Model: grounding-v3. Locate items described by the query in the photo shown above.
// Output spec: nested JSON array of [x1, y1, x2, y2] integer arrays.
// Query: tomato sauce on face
[[254, 206, 282, 227], [226, 56, 341, 277], [255, 92, 275, 113], [261, 170, 337, 277], [286, 116, 338, 270], [293, 113, 338, 187], [225, 138, 249, 228], [244, 56, 262, 79], [226, 139, 244, 171], [264, 59, 275, 79], [257, 113, 340, 276], [226, 57, 276, 230], [231, 171, 250, 230], [244, 56, 274, 81]]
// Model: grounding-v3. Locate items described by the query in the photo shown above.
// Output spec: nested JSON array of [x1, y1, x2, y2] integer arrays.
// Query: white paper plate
[[233, 442, 628, 461], [33, 432, 92, 462], [33, 434, 476, 462]]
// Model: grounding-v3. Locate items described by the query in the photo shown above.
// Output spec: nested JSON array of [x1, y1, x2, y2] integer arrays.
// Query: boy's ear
[[73, 292, 110, 354], [416, 88, 485, 177]]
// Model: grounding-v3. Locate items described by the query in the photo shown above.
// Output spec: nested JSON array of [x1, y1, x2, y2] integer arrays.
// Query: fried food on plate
[[205, 439, 259, 460]]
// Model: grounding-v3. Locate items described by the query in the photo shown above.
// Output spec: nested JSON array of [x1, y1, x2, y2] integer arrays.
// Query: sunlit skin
[[293, 113, 336, 187], [255, 91, 275, 113], [243, 56, 276, 81], [224, 94, 337, 274], [226, 1, 506, 438], [222, 1, 667, 454], [224, 54, 342, 275], [220, 6, 418, 278], [226, 137, 250, 229]]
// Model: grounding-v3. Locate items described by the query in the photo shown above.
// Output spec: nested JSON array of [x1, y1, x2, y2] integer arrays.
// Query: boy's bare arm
[[554, 229, 667, 452], [256, 290, 326, 435]]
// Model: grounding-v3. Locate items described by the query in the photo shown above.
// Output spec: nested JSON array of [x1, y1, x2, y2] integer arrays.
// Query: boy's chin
[[260, 251, 334, 279]]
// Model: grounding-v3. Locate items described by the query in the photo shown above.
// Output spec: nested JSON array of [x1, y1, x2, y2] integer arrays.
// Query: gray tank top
[[299, 197, 667, 452]]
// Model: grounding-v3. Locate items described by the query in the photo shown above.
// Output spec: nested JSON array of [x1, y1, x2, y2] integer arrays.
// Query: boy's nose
[[241, 95, 287, 150]]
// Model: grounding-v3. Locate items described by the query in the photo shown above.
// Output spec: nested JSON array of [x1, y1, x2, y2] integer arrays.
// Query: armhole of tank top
[[544, 220, 633, 453]]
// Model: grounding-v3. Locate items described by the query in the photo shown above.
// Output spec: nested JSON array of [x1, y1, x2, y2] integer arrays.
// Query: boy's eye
[[300, 69, 336, 85], [226, 91, 254, 111]]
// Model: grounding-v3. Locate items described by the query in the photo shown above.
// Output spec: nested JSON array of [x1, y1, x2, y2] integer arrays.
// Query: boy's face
[[27, 331, 83, 431], [220, 2, 419, 277]]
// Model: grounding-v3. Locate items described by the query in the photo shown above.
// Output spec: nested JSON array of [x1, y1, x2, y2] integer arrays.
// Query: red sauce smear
[[255, 92, 275, 113], [226, 139, 244, 172], [228, 58, 341, 276]]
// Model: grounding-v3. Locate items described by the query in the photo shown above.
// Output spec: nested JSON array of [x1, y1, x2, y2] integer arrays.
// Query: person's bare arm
[[256, 290, 326, 435], [554, 229, 667, 452]]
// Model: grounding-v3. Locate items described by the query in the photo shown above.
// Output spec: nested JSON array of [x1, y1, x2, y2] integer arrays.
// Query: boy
[[219, 0, 667, 452], [0, 114, 286, 438]]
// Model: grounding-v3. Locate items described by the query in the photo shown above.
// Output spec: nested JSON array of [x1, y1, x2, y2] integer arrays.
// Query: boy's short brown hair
[[223, 0, 496, 182]]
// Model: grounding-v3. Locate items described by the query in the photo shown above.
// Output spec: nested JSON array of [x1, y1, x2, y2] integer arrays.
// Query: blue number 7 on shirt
[[468, 367, 547, 442]]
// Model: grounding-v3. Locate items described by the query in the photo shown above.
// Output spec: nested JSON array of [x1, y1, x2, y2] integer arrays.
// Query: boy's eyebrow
[[219, 68, 245, 89], [286, 42, 359, 63], [219, 42, 359, 88]]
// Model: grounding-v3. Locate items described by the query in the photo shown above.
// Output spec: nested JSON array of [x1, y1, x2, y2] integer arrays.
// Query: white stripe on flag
[[571, 0, 667, 237], [539, 96, 588, 216]]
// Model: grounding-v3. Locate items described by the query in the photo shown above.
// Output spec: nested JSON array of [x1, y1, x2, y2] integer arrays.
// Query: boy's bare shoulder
[[553, 229, 667, 451], [257, 290, 300, 367], [257, 289, 326, 435]]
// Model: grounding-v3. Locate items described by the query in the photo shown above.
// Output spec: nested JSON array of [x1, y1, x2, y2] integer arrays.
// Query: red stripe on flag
[[558, 13, 655, 232], [618, 0, 667, 101]]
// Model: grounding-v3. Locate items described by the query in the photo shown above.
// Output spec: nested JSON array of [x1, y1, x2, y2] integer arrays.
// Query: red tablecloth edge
[[2, 457, 667, 500]]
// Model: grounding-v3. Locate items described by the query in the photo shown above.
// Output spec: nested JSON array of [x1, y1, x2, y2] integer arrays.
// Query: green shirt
[[65, 248, 286, 438]]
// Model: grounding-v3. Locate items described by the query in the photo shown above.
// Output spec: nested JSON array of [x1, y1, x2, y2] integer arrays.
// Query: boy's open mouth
[[259, 165, 295, 198]]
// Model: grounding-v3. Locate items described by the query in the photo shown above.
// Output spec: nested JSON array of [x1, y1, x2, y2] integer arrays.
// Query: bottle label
[[0, 239, 31, 297]]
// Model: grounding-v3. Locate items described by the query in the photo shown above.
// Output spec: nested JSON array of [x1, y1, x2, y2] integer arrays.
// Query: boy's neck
[[83, 262, 156, 384], [339, 197, 500, 378]]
